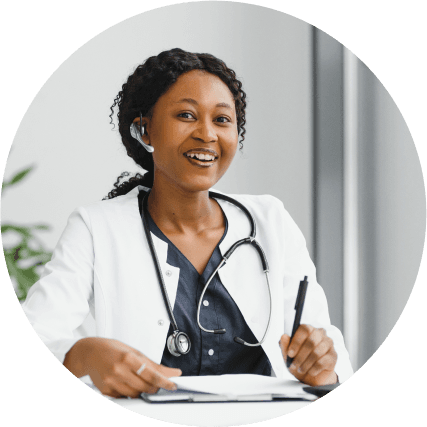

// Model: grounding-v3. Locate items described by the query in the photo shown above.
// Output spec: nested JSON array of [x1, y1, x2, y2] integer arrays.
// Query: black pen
[[286, 276, 309, 368]]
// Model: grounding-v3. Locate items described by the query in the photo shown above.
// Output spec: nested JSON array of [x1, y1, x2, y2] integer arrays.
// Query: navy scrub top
[[144, 205, 272, 377]]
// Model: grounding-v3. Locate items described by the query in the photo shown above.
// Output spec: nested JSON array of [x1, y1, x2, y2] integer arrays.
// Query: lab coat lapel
[[216, 196, 286, 378], [216, 198, 269, 341], [132, 186, 181, 310], [122, 187, 180, 362], [129, 185, 180, 309], [150, 233, 180, 312]]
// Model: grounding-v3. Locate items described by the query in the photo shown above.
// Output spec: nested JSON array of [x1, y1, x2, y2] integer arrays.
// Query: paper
[[170, 374, 307, 397]]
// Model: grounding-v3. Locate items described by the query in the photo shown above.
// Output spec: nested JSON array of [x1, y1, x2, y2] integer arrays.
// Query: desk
[[83, 378, 315, 426], [112, 395, 313, 426]]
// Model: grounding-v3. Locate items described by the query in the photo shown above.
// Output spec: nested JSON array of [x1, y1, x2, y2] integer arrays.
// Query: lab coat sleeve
[[21, 207, 95, 364], [277, 200, 354, 382]]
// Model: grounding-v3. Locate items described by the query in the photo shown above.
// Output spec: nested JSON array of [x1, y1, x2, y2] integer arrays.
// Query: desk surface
[[112, 396, 312, 426], [83, 378, 314, 426]]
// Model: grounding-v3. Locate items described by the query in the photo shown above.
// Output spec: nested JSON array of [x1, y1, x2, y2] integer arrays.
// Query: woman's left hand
[[280, 325, 338, 386]]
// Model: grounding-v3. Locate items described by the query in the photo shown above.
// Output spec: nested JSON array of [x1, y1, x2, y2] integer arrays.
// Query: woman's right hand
[[64, 337, 182, 398]]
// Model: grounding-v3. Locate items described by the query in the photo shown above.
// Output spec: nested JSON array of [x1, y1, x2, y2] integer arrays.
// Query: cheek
[[225, 136, 239, 161]]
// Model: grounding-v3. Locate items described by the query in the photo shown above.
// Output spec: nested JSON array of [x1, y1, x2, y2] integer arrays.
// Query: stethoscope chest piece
[[167, 331, 191, 357]]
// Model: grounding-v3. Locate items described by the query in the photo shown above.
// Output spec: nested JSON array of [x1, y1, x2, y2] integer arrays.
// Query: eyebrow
[[175, 98, 233, 109]]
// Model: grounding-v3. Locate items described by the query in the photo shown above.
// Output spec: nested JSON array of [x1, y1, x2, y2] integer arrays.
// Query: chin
[[180, 175, 220, 193]]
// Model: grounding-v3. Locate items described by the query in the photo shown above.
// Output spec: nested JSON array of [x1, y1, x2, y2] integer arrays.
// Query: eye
[[215, 116, 231, 123], [178, 112, 195, 119]]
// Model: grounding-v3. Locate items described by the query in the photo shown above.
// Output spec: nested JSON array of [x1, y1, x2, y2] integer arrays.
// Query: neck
[[147, 177, 219, 234]]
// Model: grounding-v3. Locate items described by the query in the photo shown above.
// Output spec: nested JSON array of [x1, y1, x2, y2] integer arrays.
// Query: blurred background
[[1, 2, 424, 371]]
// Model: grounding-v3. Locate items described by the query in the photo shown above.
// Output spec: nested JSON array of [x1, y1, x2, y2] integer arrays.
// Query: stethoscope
[[139, 189, 272, 357]]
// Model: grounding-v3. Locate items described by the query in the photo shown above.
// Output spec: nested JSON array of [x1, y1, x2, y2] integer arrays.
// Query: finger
[[119, 351, 176, 391], [288, 328, 324, 374], [111, 379, 143, 398], [139, 363, 178, 391], [297, 336, 333, 376], [118, 358, 176, 394], [102, 373, 140, 398], [279, 334, 291, 359], [117, 364, 159, 394], [129, 363, 174, 394], [306, 347, 338, 378], [130, 374, 159, 397], [157, 363, 183, 378], [287, 324, 314, 359], [131, 349, 182, 378]]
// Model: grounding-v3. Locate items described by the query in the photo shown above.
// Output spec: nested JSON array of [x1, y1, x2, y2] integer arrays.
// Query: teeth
[[186, 152, 215, 161]]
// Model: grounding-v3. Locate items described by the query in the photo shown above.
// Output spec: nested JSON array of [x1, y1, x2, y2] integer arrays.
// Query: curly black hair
[[104, 48, 247, 200]]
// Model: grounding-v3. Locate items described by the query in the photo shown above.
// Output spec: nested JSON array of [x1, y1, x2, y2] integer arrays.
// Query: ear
[[132, 117, 151, 144]]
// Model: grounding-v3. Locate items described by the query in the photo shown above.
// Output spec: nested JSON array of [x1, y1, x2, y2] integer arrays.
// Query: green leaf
[[33, 224, 50, 231], [1, 224, 31, 236], [3, 243, 52, 301], [4, 254, 43, 301], [8, 166, 33, 186]]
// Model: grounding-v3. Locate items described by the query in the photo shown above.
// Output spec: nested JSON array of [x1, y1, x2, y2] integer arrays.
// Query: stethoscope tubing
[[140, 191, 180, 332], [139, 189, 272, 353]]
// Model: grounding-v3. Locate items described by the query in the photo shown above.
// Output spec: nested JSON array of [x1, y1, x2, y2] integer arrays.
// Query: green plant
[[2, 166, 52, 301]]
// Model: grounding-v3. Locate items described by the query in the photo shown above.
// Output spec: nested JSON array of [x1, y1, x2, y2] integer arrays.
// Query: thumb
[[280, 334, 291, 359], [157, 364, 183, 378]]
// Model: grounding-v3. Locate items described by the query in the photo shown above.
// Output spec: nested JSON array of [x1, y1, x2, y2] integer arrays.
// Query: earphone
[[129, 113, 154, 153]]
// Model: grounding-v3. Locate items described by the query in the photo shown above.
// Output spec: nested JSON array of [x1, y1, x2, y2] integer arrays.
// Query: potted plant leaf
[[1, 166, 52, 301]]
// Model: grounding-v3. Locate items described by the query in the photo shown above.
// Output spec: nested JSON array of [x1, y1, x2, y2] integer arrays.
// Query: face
[[136, 70, 239, 193]]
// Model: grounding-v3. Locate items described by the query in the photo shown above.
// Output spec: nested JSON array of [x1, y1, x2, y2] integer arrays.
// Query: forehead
[[160, 70, 235, 107]]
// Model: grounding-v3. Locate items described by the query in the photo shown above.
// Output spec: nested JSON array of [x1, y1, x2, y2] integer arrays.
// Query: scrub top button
[[158, 319, 164, 326], [203, 300, 209, 307], [208, 349, 214, 356], [165, 270, 172, 277]]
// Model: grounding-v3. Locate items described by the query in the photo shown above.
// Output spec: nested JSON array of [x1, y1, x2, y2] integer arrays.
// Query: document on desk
[[170, 374, 307, 397]]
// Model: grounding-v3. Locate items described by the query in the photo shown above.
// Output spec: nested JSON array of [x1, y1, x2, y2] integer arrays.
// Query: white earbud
[[130, 122, 154, 153]]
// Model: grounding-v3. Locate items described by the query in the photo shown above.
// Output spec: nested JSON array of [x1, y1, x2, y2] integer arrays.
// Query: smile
[[183, 150, 218, 167]]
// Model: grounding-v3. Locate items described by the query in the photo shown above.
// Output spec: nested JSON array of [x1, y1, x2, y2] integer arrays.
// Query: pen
[[286, 276, 309, 368]]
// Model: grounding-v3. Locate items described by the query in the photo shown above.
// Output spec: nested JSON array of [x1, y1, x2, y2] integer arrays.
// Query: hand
[[280, 325, 338, 386], [64, 337, 182, 398]]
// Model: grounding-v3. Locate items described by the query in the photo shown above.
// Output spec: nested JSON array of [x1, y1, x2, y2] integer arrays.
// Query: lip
[[183, 147, 219, 168], [183, 148, 219, 158], [184, 156, 216, 168]]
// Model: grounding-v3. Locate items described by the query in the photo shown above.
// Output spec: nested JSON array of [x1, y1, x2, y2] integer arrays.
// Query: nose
[[192, 119, 218, 143]]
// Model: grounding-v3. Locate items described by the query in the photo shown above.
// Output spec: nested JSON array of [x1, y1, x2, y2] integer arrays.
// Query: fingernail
[[297, 367, 303, 373], [172, 384, 177, 391], [288, 350, 294, 357], [290, 363, 296, 370]]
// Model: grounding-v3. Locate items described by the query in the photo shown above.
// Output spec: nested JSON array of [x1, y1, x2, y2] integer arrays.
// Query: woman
[[22, 48, 353, 398]]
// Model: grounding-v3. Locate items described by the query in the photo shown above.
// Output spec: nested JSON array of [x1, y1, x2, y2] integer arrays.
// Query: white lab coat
[[23, 186, 353, 382]]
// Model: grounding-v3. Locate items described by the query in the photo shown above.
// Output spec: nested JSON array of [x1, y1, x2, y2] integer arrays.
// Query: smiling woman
[[21, 48, 353, 398]]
